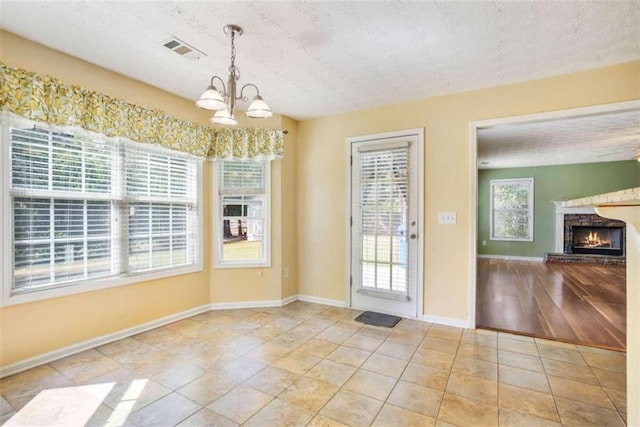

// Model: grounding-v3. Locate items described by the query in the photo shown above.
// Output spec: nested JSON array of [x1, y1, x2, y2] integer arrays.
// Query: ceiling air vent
[[162, 36, 206, 60]]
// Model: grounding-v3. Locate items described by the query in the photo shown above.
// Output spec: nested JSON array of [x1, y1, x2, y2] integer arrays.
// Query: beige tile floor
[[0, 302, 627, 426]]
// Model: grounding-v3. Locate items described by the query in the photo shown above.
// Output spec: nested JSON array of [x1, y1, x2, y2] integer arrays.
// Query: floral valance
[[209, 128, 284, 160], [0, 62, 283, 159]]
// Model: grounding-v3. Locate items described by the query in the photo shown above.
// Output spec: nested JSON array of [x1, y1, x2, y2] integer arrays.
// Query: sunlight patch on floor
[[106, 379, 149, 427], [4, 383, 114, 426]]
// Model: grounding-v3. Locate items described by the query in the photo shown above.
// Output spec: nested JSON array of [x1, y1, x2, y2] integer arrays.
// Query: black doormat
[[354, 311, 402, 328]]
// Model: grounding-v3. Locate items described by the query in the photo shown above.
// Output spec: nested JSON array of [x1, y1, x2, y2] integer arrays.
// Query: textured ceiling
[[1, 1, 638, 121], [478, 109, 640, 169]]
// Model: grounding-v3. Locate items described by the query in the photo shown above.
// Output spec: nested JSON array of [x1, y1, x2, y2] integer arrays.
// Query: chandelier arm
[[210, 76, 228, 97], [238, 83, 260, 101]]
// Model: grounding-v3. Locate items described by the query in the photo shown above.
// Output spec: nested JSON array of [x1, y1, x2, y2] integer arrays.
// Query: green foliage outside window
[[491, 179, 533, 241]]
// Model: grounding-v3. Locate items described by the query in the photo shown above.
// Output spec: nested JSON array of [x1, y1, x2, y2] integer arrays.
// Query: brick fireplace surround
[[545, 203, 626, 265]]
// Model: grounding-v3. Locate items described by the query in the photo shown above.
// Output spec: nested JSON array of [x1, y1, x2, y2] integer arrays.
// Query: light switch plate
[[438, 211, 457, 224]]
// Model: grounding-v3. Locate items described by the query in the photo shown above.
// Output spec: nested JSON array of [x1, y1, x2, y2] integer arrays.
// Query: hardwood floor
[[476, 258, 626, 351]]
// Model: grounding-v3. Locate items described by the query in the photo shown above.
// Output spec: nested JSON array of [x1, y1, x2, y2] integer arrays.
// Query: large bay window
[[213, 160, 270, 268], [2, 124, 202, 305]]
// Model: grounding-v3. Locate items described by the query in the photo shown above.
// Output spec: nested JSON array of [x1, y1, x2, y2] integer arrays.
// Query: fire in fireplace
[[571, 226, 623, 256]]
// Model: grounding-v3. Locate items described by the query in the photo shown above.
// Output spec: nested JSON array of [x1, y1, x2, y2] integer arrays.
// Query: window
[[2, 125, 201, 305], [490, 178, 534, 241], [213, 160, 270, 267]]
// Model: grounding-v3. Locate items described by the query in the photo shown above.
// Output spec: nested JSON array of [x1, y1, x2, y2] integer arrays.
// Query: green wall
[[478, 160, 640, 257]]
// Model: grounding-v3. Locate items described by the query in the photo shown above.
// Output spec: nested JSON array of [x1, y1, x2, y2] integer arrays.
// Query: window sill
[[1, 264, 203, 307], [489, 237, 534, 242], [213, 261, 271, 269]]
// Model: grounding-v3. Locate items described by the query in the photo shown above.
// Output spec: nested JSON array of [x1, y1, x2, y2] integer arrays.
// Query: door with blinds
[[349, 131, 422, 318]]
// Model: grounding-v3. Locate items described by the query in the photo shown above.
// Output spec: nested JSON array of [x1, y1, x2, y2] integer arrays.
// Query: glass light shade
[[210, 109, 237, 126], [196, 85, 226, 111], [246, 95, 273, 118]]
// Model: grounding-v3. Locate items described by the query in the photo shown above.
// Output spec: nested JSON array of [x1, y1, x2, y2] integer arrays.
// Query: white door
[[349, 131, 422, 318]]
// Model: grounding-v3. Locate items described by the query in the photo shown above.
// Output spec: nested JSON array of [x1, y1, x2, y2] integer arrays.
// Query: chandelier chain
[[229, 30, 237, 76]]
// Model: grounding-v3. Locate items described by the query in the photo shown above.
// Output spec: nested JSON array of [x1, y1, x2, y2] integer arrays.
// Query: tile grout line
[[575, 344, 626, 422], [534, 338, 563, 425]]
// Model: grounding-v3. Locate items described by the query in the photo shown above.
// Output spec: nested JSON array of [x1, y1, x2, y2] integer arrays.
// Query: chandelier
[[196, 24, 272, 126]]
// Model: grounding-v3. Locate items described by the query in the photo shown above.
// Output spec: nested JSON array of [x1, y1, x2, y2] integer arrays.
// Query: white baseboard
[[209, 295, 299, 310], [281, 294, 298, 306], [422, 314, 471, 329], [296, 294, 347, 307], [477, 254, 544, 262], [0, 304, 211, 379], [210, 299, 287, 310]]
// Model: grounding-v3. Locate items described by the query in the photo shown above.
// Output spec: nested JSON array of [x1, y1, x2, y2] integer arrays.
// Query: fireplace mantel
[[565, 187, 640, 207]]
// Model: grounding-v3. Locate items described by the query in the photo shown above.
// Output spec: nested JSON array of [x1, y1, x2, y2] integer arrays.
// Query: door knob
[[410, 233, 417, 239]]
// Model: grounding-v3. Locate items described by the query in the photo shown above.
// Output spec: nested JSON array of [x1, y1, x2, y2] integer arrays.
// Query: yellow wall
[[0, 31, 298, 365], [296, 61, 640, 321]]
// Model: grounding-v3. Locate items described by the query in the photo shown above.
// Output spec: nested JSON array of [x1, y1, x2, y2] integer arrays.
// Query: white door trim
[[346, 128, 424, 319], [468, 99, 640, 329]]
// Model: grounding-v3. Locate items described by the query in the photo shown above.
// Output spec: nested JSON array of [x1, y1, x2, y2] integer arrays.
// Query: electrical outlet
[[438, 211, 457, 224], [284, 267, 289, 279], [482, 240, 487, 246]]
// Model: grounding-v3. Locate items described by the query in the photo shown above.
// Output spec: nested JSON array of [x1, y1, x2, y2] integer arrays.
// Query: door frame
[[346, 128, 425, 319], [468, 99, 640, 329]]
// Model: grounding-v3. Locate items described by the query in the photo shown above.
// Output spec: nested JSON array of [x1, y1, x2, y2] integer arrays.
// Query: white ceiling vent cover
[[162, 36, 205, 60]]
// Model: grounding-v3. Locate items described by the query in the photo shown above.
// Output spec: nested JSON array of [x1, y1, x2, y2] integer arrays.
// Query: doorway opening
[[469, 100, 638, 351]]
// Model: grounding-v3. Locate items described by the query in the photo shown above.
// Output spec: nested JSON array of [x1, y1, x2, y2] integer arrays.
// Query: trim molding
[[0, 304, 211, 379], [477, 254, 544, 262], [423, 314, 471, 329], [282, 294, 298, 306], [209, 294, 299, 310], [296, 294, 347, 307], [209, 299, 286, 310]]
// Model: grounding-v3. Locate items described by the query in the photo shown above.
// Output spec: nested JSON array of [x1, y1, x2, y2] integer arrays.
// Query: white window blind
[[359, 148, 409, 294], [215, 160, 269, 266], [125, 148, 198, 272], [7, 125, 200, 297], [220, 161, 264, 194]]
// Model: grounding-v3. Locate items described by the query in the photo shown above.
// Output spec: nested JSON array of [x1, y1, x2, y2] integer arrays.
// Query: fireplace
[[547, 202, 626, 265], [563, 213, 626, 258], [570, 225, 624, 256]]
